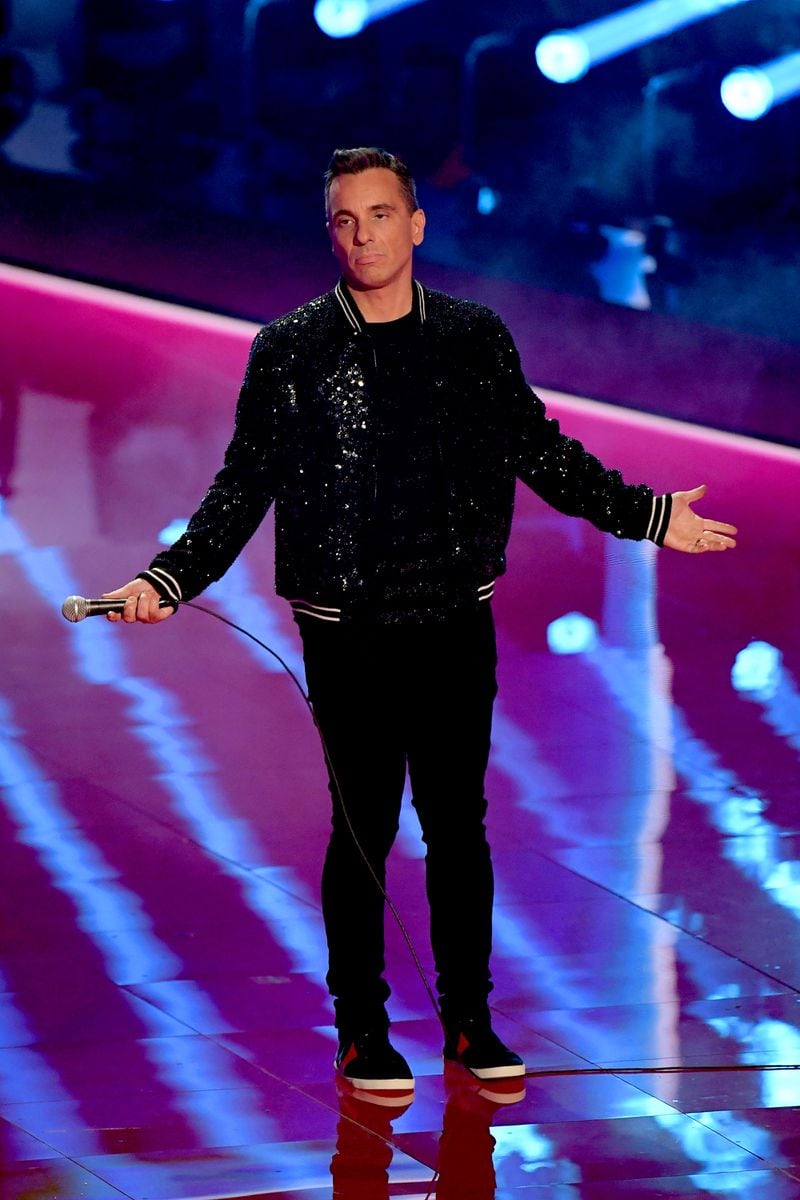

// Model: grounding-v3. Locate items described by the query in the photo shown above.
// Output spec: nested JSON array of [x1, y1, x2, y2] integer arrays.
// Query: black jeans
[[297, 605, 497, 1034]]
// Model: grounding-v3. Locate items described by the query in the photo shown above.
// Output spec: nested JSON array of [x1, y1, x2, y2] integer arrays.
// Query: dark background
[[1, 0, 798, 440]]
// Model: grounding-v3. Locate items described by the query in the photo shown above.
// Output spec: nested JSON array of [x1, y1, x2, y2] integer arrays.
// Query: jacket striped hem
[[289, 581, 495, 622]]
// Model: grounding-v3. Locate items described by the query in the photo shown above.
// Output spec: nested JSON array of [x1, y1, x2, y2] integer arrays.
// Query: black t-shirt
[[363, 311, 451, 610]]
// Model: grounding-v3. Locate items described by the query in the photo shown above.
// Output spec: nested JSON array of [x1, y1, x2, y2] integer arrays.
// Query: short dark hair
[[324, 147, 418, 217]]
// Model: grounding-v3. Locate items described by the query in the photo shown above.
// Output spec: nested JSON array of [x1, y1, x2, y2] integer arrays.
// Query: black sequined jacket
[[141, 281, 671, 622]]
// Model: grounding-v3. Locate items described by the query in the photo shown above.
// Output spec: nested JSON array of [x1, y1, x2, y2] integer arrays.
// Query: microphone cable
[[179, 600, 444, 1027]]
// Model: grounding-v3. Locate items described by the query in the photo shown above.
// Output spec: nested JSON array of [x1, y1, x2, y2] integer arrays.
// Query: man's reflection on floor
[[331, 1061, 526, 1198]]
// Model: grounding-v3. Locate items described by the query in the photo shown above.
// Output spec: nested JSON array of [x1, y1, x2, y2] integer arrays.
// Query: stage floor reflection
[[1, 263, 799, 1199]]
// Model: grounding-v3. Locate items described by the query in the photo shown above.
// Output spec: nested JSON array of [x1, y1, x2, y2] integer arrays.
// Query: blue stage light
[[314, 0, 368, 37], [721, 68, 772, 120], [547, 612, 599, 655], [314, 0, 425, 38], [477, 186, 500, 215], [731, 640, 782, 696], [158, 518, 189, 546], [721, 52, 800, 120], [535, 33, 591, 84], [536, 0, 752, 84]]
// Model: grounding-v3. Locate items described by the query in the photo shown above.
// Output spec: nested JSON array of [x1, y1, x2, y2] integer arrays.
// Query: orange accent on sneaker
[[340, 1042, 358, 1070], [457, 1032, 470, 1055]]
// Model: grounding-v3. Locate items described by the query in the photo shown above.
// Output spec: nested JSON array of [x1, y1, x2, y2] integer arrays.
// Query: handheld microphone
[[61, 595, 175, 622]]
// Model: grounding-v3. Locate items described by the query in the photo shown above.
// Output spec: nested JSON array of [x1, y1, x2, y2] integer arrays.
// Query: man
[[104, 147, 736, 1094]]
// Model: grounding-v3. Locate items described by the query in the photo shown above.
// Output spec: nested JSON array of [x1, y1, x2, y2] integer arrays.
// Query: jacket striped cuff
[[645, 494, 672, 547], [289, 598, 342, 622], [137, 567, 182, 606]]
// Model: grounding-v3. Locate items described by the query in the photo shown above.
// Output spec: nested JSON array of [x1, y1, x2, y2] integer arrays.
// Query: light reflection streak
[[585, 541, 800, 1125], [0, 514, 295, 1144], [0, 695, 179, 985], [458, 536, 790, 1174], [15, 534, 327, 977], [656, 1110, 776, 1191], [0, 996, 101, 1153], [738, 654, 800, 758], [593, 642, 800, 926], [492, 1124, 568, 1186], [0, 688, 279, 1147], [206, 555, 306, 681]]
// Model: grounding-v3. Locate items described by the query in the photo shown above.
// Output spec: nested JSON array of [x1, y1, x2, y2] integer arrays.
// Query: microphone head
[[61, 595, 88, 622]]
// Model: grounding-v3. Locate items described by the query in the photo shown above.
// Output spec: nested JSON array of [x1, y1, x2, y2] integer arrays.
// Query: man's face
[[327, 167, 425, 292]]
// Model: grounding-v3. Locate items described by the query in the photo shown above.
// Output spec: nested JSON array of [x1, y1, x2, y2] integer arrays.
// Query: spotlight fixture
[[536, 0, 752, 84], [314, 0, 426, 39], [721, 52, 800, 120]]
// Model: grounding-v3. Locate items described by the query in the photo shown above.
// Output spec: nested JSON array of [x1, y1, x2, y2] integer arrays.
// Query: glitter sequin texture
[[147, 284, 655, 623]]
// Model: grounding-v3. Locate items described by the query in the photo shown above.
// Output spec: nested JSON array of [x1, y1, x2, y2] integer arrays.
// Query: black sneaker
[[443, 1016, 525, 1080], [335, 1028, 415, 1093]]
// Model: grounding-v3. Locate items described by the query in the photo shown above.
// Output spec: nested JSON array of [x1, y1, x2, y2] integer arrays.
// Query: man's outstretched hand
[[663, 485, 737, 553]]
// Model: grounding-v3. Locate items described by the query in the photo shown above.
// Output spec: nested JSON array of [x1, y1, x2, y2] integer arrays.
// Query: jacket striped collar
[[334, 278, 427, 334]]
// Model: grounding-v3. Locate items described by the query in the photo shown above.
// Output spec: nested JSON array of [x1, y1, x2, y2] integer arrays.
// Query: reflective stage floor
[[1, 263, 799, 1198]]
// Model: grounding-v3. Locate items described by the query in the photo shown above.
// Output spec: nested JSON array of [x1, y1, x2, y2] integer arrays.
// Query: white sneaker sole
[[469, 1062, 526, 1079], [447, 1058, 525, 1079], [344, 1073, 416, 1091]]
